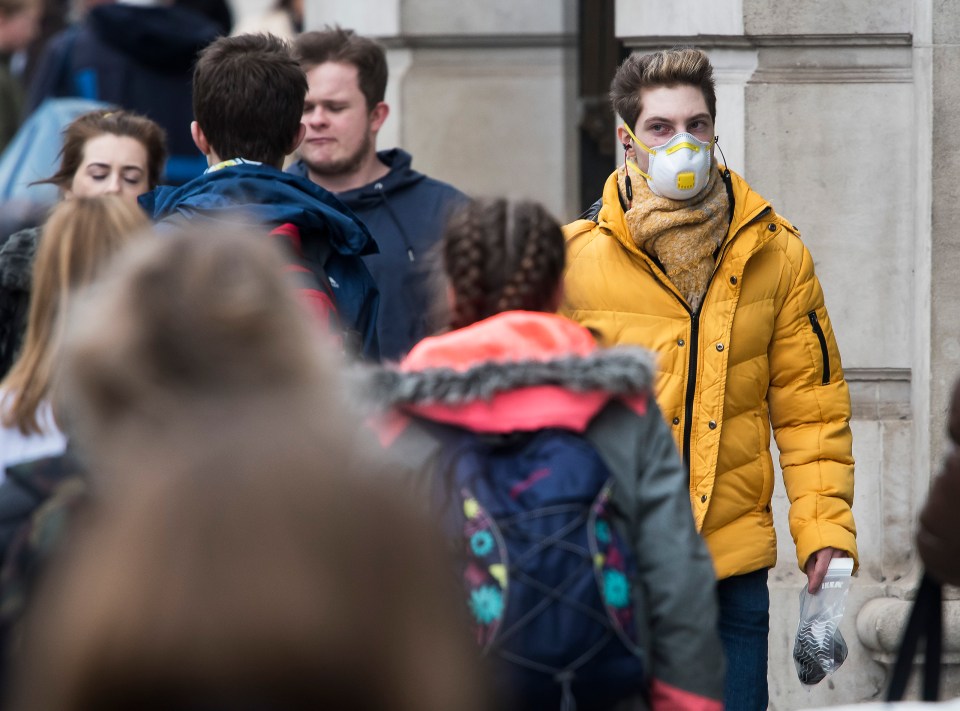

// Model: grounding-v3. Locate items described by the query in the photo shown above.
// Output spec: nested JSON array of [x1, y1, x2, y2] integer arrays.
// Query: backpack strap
[[886, 572, 943, 701]]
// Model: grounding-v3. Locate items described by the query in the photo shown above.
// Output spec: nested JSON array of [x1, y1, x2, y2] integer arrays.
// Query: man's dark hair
[[193, 34, 307, 167], [610, 47, 717, 130], [294, 27, 387, 111]]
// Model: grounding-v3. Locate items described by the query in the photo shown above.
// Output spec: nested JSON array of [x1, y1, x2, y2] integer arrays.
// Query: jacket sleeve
[[325, 255, 380, 362], [917, 378, 960, 585], [767, 232, 857, 573], [589, 400, 724, 710]]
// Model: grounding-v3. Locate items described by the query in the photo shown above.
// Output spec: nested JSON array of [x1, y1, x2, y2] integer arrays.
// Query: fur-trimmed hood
[[363, 311, 655, 435]]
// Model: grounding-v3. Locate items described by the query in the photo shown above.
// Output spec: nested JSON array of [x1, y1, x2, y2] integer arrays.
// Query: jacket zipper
[[682, 311, 701, 470], [807, 311, 830, 385], [644, 206, 774, 471]]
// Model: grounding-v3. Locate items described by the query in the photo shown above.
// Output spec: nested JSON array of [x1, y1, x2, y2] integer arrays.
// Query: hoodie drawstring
[[373, 182, 417, 262]]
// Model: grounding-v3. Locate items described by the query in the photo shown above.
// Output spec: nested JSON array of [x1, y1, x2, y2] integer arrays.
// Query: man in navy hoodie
[[287, 27, 466, 362], [139, 33, 380, 360]]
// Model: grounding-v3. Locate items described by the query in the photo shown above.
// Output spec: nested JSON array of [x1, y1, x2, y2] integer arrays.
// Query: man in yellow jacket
[[562, 47, 857, 711]]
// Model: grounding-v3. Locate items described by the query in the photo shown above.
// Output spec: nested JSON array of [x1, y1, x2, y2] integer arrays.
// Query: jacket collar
[[140, 163, 378, 256], [286, 149, 425, 209], [366, 312, 653, 433], [595, 166, 776, 263]]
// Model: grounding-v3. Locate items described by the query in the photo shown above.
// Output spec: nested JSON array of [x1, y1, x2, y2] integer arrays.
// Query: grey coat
[[367, 340, 725, 709]]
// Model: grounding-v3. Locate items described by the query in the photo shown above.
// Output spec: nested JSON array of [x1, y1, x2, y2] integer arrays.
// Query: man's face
[[0, 5, 39, 53], [300, 61, 378, 178], [619, 84, 714, 175]]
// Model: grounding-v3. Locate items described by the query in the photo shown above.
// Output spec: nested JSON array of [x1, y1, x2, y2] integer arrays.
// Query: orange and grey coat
[[365, 312, 724, 711], [562, 168, 858, 581]]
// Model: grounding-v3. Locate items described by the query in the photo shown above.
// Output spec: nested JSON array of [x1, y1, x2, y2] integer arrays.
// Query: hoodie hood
[[287, 149, 426, 210], [140, 163, 378, 256], [87, 4, 221, 75], [366, 311, 654, 435]]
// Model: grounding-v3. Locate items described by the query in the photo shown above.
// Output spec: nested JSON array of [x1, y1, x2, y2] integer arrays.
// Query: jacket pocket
[[807, 310, 830, 385], [756, 412, 774, 511]]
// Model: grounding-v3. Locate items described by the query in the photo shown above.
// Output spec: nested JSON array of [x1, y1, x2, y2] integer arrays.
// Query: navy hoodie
[[288, 149, 466, 361], [140, 162, 381, 360]]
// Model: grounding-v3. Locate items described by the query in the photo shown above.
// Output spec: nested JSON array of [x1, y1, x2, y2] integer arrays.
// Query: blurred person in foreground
[[141, 32, 381, 360], [918, 379, 960, 585], [5, 228, 492, 711], [289, 27, 466, 361], [0, 109, 166, 378], [3, 233, 488, 711]]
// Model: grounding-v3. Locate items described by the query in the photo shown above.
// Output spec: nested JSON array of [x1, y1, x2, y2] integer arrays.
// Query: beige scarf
[[620, 164, 730, 311]]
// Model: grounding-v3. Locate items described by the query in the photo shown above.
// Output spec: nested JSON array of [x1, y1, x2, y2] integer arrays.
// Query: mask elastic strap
[[622, 123, 654, 155]]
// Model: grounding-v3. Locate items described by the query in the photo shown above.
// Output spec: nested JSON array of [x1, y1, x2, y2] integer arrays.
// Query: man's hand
[[804, 547, 847, 593]]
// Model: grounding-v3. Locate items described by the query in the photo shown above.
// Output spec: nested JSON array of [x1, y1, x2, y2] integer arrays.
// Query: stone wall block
[[743, 0, 911, 36]]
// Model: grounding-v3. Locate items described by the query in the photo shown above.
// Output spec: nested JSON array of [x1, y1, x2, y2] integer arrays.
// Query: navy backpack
[[427, 424, 647, 710]]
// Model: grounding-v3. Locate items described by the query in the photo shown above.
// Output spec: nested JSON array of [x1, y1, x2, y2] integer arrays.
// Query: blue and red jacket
[[140, 162, 381, 360]]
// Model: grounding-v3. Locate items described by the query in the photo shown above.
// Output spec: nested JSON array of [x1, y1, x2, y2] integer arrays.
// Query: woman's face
[[67, 133, 150, 202]]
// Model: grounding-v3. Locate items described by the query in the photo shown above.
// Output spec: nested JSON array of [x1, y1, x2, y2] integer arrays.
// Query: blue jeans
[[717, 568, 770, 711]]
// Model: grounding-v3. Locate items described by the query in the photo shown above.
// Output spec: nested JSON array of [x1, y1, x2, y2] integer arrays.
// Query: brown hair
[[294, 26, 387, 111], [443, 198, 565, 331], [11, 232, 491, 711], [0, 196, 148, 435], [10, 398, 491, 711], [0, 0, 35, 16], [609, 47, 717, 129], [41, 110, 167, 190], [54, 226, 340, 458], [193, 33, 307, 167]]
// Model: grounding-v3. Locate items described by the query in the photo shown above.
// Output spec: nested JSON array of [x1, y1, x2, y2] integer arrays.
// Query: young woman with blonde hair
[[0, 195, 148, 474]]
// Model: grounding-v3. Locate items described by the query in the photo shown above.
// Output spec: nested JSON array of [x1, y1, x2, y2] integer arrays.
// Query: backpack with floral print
[[428, 425, 646, 710]]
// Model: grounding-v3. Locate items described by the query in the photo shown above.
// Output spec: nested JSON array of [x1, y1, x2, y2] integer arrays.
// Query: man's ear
[[191, 121, 211, 156], [616, 125, 634, 157], [288, 123, 306, 154], [369, 101, 389, 133]]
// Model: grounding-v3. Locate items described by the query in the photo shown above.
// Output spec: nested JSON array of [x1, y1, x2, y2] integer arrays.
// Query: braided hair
[[443, 198, 566, 331]]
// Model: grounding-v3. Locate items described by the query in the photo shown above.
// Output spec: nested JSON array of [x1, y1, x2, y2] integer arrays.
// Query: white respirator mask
[[623, 122, 715, 201]]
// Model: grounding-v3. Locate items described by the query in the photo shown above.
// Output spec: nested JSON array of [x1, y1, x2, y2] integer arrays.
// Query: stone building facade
[[307, 0, 959, 707]]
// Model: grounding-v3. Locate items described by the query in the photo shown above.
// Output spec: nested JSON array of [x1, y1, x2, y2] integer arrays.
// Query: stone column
[[307, 0, 579, 221]]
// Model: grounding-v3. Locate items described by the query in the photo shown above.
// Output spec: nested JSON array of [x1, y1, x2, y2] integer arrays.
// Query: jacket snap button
[[708, 420, 717, 430], [678, 338, 685, 347], [701, 494, 708, 503], [730, 276, 738, 285], [672, 417, 680, 425], [716, 343, 724, 352], [767, 223, 776, 232]]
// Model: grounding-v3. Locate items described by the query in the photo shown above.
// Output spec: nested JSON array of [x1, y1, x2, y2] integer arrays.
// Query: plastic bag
[[793, 557, 854, 685]]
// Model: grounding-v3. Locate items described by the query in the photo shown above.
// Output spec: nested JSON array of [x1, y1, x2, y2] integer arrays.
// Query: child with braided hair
[[368, 197, 725, 711]]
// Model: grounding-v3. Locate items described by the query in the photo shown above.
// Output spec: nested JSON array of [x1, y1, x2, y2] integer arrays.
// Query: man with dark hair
[[140, 33, 380, 360], [562, 47, 858, 710], [287, 26, 465, 361]]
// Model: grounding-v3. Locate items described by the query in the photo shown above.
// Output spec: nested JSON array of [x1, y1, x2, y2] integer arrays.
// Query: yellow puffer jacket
[[562, 168, 857, 580]]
